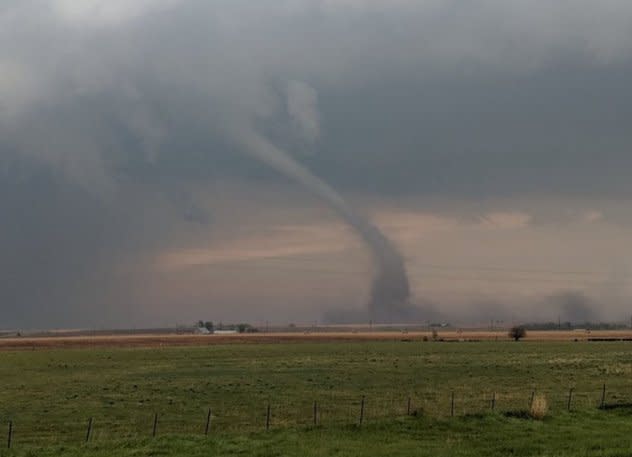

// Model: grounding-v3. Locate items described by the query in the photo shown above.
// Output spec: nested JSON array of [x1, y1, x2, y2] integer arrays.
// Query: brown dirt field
[[1, 329, 632, 350]]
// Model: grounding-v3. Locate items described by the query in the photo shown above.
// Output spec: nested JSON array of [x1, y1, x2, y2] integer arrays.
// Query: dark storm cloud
[[315, 65, 632, 196], [3, 0, 632, 194], [2, 0, 632, 327], [0, 157, 212, 328]]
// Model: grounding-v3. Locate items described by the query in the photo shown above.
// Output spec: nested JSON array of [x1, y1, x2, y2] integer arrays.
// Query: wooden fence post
[[205, 408, 212, 435], [152, 413, 158, 437], [7, 421, 12, 449], [313, 401, 318, 426], [359, 396, 365, 426], [491, 392, 496, 411], [85, 417, 93, 443], [529, 390, 535, 409], [600, 384, 606, 409], [567, 388, 574, 412], [450, 391, 455, 417], [266, 404, 271, 431], [407, 397, 411, 416]]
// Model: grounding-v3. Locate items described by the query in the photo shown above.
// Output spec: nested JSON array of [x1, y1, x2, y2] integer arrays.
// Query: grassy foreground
[[4, 412, 632, 457], [1, 339, 632, 455]]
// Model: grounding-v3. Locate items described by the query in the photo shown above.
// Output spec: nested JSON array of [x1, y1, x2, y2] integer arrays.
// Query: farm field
[[1, 339, 632, 456], [2, 328, 632, 350]]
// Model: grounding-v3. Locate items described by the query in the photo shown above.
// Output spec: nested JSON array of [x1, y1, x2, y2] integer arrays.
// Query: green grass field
[[1, 340, 632, 456]]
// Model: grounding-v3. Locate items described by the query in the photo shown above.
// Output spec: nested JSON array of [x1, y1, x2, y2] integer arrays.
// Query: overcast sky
[[2, 0, 632, 329]]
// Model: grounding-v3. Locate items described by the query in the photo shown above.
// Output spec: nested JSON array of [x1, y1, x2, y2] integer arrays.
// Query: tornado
[[235, 128, 412, 321]]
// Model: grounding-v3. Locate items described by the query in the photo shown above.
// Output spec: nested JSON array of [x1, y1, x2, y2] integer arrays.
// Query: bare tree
[[509, 325, 527, 341]]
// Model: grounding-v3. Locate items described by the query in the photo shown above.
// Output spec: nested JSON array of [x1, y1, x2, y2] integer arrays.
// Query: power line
[[212, 256, 617, 279], [191, 261, 630, 287], [408, 262, 609, 277]]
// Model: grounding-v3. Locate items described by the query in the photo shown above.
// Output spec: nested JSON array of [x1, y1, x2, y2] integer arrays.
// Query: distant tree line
[[523, 321, 630, 331]]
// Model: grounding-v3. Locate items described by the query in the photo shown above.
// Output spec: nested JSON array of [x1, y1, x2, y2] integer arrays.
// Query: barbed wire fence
[[2, 383, 629, 449]]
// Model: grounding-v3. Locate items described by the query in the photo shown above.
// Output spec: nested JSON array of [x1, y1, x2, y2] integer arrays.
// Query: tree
[[509, 325, 527, 341], [204, 321, 214, 332]]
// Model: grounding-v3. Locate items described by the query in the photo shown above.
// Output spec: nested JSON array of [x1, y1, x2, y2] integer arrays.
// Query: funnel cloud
[[235, 127, 411, 321]]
